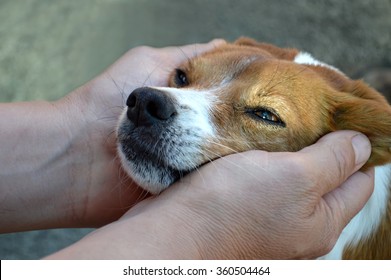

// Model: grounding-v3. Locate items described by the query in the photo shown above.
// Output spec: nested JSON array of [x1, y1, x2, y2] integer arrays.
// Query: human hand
[[0, 40, 227, 233], [178, 130, 373, 259], [51, 39, 225, 228], [48, 130, 374, 259]]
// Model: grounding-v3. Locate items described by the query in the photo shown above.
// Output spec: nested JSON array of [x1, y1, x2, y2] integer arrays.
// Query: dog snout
[[126, 87, 177, 127]]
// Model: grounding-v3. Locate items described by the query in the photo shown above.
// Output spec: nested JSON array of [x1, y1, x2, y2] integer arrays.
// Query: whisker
[[265, 66, 307, 93], [134, 188, 150, 205], [141, 65, 159, 87], [205, 135, 278, 147], [176, 46, 192, 62], [261, 61, 281, 93], [107, 73, 129, 106], [109, 154, 152, 210], [204, 139, 242, 154]]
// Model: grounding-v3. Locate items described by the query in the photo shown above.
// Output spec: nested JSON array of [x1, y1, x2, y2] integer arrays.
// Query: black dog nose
[[126, 87, 177, 127]]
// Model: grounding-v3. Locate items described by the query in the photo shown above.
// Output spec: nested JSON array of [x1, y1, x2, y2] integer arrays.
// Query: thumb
[[299, 130, 372, 196], [322, 167, 374, 234], [299, 131, 374, 252]]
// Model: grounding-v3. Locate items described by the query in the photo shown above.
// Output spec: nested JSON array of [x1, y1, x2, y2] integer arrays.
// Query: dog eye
[[248, 108, 285, 127], [174, 69, 189, 87]]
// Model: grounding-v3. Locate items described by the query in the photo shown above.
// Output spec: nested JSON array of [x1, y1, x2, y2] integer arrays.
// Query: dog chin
[[118, 144, 190, 194]]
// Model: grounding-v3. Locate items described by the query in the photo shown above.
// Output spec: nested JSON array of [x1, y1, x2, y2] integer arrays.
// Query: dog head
[[117, 38, 391, 194]]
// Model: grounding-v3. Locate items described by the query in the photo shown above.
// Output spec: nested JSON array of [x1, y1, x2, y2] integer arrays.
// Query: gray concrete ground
[[1, 0, 390, 259]]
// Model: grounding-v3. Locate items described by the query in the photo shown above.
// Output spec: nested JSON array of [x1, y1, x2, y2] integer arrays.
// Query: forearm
[[45, 213, 200, 259], [0, 40, 227, 234], [45, 194, 206, 259], [45, 175, 265, 260], [0, 95, 87, 232], [0, 80, 146, 233]]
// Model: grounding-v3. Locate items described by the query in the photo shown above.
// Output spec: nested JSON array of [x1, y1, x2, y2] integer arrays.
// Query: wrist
[[46, 195, 205, 259], [0, 81, 123, 232]]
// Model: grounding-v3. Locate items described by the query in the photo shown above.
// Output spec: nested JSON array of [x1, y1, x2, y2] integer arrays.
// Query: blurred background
[[1, 0, 390, 259]]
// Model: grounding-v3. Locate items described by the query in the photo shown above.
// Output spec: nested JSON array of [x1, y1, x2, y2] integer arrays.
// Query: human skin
[[43, 131, 373, 259], [0, 40, 374, 259], [0, 40, 225, 232]]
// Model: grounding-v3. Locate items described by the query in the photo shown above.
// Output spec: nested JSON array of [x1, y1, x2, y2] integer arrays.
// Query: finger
[[298, 131, 371, 195], [169, 39, 226, 62], [180, 38, 226, 57], [322, 167, 374, 232]]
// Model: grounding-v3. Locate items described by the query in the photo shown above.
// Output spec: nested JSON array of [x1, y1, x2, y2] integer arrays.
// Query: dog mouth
[[116, 86, 216, 194], [117, 136, 193, 193], [117, 117, 196, 193]]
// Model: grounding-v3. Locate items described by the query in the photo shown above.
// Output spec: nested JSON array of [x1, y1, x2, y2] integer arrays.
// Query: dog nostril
[[126, 87, 177, 127], [146, 100, 176, 120], [126, 94, 136, 108], [146, 101, 160, 119]]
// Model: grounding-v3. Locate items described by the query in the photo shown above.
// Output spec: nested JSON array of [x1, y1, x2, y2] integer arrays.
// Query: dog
[[116, 38, 391, 259]]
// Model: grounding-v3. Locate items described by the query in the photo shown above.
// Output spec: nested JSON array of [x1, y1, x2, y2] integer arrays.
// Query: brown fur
[[344, 189, 391, 259], [171, 38, 391, 166], [170, 38, 391, 259]]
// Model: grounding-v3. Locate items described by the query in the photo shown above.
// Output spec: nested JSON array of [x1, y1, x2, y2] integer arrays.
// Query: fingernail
[[209, 38, 226, 47], [352, 134, 371, 166]]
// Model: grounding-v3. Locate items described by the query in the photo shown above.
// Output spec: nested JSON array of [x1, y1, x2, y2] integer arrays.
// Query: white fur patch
[[117, 86, 218, 194], [320, 163, 391, 259], [294, 52, 342, 73], [154, 87, 216, 139]]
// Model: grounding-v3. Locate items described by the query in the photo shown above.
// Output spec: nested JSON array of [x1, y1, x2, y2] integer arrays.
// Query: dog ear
[[234, 37, 298, 60], [332, 79, 391, 167]]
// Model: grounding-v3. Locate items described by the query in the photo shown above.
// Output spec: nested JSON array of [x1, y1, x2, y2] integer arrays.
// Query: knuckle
[[329, 144, 354, 181], [131, 45, 156, 56], [284, 153, 315, 183]]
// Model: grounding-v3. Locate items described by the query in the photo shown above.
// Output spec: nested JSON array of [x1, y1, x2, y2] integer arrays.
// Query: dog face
[[117, 38, 391, 194]]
